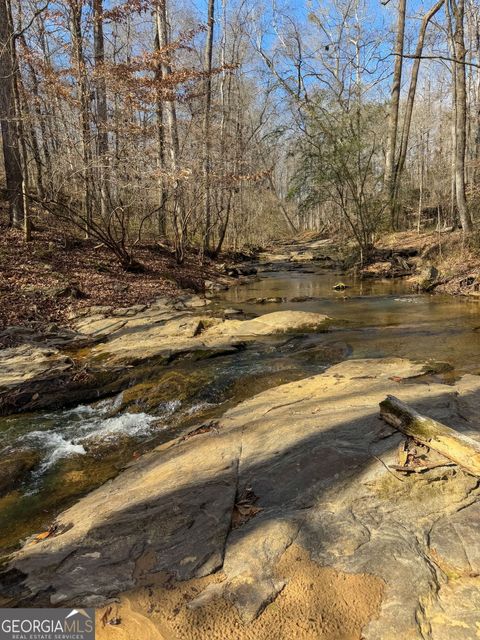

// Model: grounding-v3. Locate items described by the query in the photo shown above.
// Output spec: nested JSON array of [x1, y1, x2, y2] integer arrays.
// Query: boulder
[[414, 265, 439, 292], [203, 311, 331, 338]]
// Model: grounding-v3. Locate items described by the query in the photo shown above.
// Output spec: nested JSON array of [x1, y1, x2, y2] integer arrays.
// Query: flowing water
[[222, 265, 480, 373], [1, 261, 480, 557]]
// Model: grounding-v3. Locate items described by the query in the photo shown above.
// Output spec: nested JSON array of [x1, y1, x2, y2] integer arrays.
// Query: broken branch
[[379, 395, 480, 476]]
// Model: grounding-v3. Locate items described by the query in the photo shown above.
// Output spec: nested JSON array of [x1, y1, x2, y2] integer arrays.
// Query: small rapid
[[2, 257, 480, 557], [1, 395, 160, 481]]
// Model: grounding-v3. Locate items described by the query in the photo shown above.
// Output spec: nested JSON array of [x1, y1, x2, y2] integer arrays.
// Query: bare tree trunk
[[35, 15, 54, 185], [213, 189, 232, 256], [449, 0, 473, 232], [202, 0, 215, 254], [9, 26, 31, 240], [93, 0, 109, 219], [394, 0, 444, 200], [0, 0, 24, 228], [70, 0, 93, 236], [156, 0, 185, 262], [384, 0, 407, 229], [417, 135, 424, 232], [154, 18, 167, 236]]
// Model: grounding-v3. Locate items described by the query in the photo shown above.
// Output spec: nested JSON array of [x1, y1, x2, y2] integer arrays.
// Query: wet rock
[[223, 308, 243, 318], [119, 369, 214, 414], [289, 295, 318, 302], [291, 340, 352, 365], [245, 297, 285, 304], [224, 265, 257, 277], [238, 266, 257, 276], [0, 449, 41, 495]]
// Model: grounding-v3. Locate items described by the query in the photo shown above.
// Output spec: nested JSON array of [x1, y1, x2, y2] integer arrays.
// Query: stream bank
[[2, 236, 480, 638]]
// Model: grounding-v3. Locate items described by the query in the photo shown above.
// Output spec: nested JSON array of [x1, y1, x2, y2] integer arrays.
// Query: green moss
[[120, 369, 214, 413]]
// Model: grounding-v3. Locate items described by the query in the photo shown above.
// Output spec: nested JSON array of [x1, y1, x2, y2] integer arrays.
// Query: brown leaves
[[231, 487, 262, 529], [33, 531, 52, 543], [0, 223, 218, 334], [30, 523, 59, 544]]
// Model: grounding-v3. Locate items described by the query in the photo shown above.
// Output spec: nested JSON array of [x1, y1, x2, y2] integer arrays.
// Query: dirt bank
[[0, 224, 249, 342], [369, 230, 480, 296]]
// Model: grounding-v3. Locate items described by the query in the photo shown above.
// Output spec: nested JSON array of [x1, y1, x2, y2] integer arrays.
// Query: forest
[[1, 0, 479, 269]]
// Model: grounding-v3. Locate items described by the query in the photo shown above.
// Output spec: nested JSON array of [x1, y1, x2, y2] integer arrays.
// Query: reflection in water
[[221, 266, 480, 373], [1, 263, 479, 555]]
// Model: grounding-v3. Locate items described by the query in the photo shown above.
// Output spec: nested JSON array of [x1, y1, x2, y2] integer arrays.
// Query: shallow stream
[[1, 261, 479, 557]]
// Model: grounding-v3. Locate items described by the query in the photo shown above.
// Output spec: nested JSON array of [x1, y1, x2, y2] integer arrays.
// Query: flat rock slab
[[203, 310, 331, 338], [429, 501, 480, 576], [427, 577, 480, 640], [9, 427, 242, 606], [5, 358, 480, 640], [0, 345, 73, 389], [87, 310, 332, 367]]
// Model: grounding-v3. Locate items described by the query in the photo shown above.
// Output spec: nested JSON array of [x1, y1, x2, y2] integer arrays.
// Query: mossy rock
[[0, 449, 41, 496], [120, 369, 215, 414]]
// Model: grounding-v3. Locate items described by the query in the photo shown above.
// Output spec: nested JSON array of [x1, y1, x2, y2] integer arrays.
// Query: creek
[[1, 259, 479, 558]]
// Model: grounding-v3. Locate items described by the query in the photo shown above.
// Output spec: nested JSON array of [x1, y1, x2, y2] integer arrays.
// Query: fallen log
[[379, 395, 480, 477]]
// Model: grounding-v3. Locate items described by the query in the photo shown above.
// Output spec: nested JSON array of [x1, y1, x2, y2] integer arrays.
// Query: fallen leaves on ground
[[231, 486, 262, 529], [0, 221, 221, 340]]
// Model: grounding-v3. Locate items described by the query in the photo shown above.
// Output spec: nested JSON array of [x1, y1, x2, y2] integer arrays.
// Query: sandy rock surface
[[5, 357, 480, 639]]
